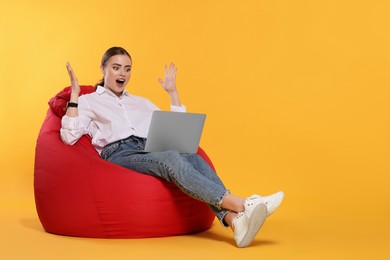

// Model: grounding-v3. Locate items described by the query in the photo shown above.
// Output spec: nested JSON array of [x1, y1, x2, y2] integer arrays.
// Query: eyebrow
[[112, 63, 132, 68]]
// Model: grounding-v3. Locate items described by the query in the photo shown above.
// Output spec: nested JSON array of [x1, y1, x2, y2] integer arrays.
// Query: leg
[[109, 150, 232, 223], [102, 139, 232, 225], [180, 153, 238, 224], [181, 153, 227, 188], [181, 154, 268, 216], [114, 150, 228, 208], [176, 155, 275, 247], [103, 141, 282, 247]]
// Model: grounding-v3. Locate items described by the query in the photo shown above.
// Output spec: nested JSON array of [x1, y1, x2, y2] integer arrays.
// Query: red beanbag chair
[[34, 86, 215, 238]]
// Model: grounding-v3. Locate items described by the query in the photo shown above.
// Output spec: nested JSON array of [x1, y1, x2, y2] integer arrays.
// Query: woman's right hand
[[66, 62, 80, 96]]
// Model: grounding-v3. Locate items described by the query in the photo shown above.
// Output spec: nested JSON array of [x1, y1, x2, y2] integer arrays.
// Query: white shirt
[[60, 86, 186, 154]]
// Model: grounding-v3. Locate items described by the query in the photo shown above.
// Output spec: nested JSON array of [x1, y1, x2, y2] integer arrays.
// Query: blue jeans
[[100, 135, 229, 226]]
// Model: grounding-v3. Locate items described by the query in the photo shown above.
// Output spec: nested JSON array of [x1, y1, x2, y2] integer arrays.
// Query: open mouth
[[116, 79, 125, 87]]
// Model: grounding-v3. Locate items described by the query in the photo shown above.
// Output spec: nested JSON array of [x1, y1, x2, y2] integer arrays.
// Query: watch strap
[[67, 102, 78, 108]]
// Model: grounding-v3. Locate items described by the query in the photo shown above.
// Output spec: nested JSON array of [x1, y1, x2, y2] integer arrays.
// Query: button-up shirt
[[60, 86, 186, 154]]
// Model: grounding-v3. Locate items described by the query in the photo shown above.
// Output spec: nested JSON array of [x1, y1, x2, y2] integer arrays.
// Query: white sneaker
[[233, 203, 267, 248], [249, 191, 284, 217]]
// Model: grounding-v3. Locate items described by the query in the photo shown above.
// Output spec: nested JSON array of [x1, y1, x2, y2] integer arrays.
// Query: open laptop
[[143, 111, 206, 153]]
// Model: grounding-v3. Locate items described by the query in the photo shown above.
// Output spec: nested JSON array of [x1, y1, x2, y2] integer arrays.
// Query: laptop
[[143, 111, 206, 153]]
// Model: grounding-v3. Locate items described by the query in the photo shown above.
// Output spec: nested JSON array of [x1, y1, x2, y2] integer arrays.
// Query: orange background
[[1, 0, 389, 259]]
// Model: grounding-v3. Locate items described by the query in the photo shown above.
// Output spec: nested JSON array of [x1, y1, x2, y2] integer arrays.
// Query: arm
[[60, 62, 89, 145], [65, 62, 80, 117], [157, 63, 184, 108]]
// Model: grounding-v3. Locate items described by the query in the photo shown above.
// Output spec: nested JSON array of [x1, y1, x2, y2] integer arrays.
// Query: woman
[[60, 46, 284, 247]]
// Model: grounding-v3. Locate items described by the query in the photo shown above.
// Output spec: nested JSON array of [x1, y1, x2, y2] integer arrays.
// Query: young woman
[[60, 46, 284, 247]]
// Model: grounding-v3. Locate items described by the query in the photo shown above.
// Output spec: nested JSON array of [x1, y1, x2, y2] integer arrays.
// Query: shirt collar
[[96, 85, 129, 98]]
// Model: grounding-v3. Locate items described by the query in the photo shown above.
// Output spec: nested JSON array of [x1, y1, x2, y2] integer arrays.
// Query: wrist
[[169, 92, 181, 107], [66, 101, 78, 109], [70, 92, 79, 102]]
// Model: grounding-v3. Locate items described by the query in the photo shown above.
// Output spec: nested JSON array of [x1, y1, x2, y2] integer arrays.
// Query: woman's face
[[101, 54, 132, 97]]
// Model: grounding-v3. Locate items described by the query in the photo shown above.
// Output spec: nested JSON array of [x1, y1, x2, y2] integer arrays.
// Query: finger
[[168, 63, 174, 78], [66, 62, 78, 84], [170, 63, 177, 78], [66, 61, 74, 72], [66, 62, 71, 72], [173, 64, 177, 77]]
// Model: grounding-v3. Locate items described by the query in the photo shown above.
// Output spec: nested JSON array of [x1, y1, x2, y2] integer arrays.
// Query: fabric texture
[[34, 86, 215, 238], [49, 85, 96, 117]]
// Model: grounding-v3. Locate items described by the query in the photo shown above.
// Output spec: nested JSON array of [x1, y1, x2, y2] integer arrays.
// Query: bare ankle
[[224, 212, 237, 230], [221, 194, 245, 213]]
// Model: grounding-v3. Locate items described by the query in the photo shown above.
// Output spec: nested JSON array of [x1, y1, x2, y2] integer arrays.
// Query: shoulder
[[79, 86, 104, 102], [78, 92, 99, 108], [79, 91, 99, 100]]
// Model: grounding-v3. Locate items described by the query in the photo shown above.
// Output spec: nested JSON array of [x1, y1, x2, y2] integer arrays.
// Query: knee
[[162, 150, 182, 164], [160, 150, 188, 170]]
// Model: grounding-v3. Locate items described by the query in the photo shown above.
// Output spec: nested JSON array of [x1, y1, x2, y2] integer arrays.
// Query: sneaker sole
[[238, 203, 267, 248]]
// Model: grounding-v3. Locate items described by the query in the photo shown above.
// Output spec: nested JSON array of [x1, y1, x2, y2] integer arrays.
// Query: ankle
[[221, 194, 245, 213], [224, 212, 237, 230]]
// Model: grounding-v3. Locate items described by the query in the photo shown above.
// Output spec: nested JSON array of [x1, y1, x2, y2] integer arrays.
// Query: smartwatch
[[66, 102, 78, 108]]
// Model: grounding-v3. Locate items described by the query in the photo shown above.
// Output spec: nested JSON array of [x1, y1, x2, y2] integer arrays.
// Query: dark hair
[[95, 47, 132, 87]]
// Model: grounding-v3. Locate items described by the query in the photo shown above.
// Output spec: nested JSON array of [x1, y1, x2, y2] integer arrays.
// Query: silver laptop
[[144, 111, 206, 153]]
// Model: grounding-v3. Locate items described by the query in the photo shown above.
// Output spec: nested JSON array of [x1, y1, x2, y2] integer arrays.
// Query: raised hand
[[157, 63, 178, 94], [66, 62, 80, 95], [157, 63, 182, 107]]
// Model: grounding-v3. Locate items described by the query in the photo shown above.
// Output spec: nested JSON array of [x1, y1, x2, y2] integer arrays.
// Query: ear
[[100, 65, 104, 74]]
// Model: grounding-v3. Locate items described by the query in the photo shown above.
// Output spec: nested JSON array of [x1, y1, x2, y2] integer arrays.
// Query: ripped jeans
[[100, 135, 229, 226]]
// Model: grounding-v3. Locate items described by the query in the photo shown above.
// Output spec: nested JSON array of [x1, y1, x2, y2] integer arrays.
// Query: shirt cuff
[[61, 115, 78, 129], [170, 104, 186, 113]]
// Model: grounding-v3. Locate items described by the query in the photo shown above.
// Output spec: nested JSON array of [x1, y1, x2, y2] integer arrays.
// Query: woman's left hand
[[158, 63, 178, 94]]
